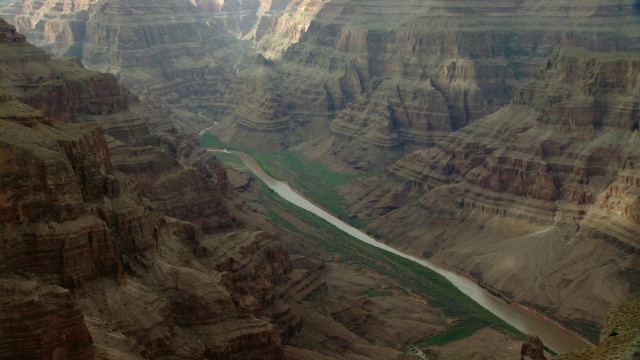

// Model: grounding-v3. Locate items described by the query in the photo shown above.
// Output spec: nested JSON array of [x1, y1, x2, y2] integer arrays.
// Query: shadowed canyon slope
[[347, 47, 640, 327]]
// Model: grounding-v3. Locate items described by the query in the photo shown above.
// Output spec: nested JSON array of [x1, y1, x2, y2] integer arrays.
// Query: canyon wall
[[0, 20, 435, 360], [1, 0, 300, 136], [2, 0, 640, 352], [5, 0, 638, 164], [0, 19, 290, 359], [248, 0, 640, 166], [347, 47, 640, 326]]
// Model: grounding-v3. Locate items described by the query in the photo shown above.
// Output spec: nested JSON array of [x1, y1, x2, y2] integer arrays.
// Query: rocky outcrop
[[348, 47, 640, 326], [196, 230, 292, 314], [214, 55, 294, 149], [556, 299, 640, 360], [7, 0, 93, 58], [77, 227, 289, 359], [2, 17, 235, 233], [520, 335, 548, 360], [254, 0, 330, 59], [0, 99, 156, 289]]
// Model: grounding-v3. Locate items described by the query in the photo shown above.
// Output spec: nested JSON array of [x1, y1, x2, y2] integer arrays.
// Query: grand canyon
[[1, 0, 639, 359]]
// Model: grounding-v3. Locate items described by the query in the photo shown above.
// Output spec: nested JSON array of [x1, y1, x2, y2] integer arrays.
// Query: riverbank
[[207, 147, 592, 353]]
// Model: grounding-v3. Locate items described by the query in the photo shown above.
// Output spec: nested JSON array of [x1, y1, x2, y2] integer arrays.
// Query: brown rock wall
[[0, 280, 96, 360], [0, 114, 157, 289]]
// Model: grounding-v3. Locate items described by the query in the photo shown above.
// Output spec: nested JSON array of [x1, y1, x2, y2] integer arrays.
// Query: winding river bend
[[229, 150, 592, 354]]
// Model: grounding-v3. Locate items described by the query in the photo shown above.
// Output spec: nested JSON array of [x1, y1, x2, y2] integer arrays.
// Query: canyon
[[0, 19, 433, 359], [1, 0, 640, 358], [345, 46, 640, 331], [1, 17, 537, 360]]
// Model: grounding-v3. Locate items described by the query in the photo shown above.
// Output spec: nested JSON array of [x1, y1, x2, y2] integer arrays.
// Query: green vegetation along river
[[209, 148, 592, 353]]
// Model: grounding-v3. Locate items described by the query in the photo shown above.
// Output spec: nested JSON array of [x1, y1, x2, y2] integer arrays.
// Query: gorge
[[1, 0, 640, 359], [222, 149, 590, 354]]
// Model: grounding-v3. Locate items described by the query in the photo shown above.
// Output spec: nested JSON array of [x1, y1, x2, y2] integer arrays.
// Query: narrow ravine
[[230, 150, 592, 354]]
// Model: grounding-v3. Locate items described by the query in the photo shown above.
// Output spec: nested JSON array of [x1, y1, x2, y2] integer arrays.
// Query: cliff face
[[0, 280, 96, 360], [556, 299, 640, 360], [243, 0, 640, 165], [5, 0, 638, 163], [348, 47, 640, 325], [0, 19, 293, 359], [4, 0, 291, 58]]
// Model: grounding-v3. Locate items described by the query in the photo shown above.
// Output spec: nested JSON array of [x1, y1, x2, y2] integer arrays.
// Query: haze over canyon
[[1, 0, 639, 359]]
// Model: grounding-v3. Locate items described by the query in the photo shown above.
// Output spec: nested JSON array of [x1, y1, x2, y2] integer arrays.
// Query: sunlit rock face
[[348, 47, 640, 326], [556, 299, 640, 360]]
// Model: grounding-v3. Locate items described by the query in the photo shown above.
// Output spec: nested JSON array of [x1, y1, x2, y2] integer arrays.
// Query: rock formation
[[252, 0, 640, 166], [2, 0, 640, 356], [0, 19, 290, 359], [556, 299, 640, 360], [520, 335, 548, 360], [1, 0, 300, 136], [5, 0, 639, 163], [0, 280, 96, 360], [347, 47, 640, 329]]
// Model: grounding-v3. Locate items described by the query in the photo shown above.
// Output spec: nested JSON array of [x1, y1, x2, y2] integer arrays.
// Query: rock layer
[[1, 20, 441, 360], [556, 299, 640, 360], [251, 0, 640, 165], [5, 0, 639, 165], [0, 280, 96, 360], [348, 47, 640, 326], [0, 20, 290, 359], [2, 0, 301, 136]]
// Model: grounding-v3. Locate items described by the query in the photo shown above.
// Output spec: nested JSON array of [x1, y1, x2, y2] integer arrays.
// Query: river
[[230, 151, 592, 354]]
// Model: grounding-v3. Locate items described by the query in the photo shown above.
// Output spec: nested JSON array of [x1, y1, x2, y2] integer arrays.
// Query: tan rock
[[350, 48, 640, 325]]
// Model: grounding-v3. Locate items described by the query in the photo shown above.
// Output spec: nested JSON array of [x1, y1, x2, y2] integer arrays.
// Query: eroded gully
[[229, 150, 592, 354]]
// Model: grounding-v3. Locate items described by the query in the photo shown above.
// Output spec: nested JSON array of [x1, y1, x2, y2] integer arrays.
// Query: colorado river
[[229, 150, 592, 354]]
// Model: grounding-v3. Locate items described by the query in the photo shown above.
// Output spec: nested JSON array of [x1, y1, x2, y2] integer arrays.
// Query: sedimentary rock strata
[[0, 280, 96, 359], [350, 47, 640, 325], [0, 20, 291, 358], [5, 0, 638, 163], [254, 0, 640, 164], [2, 0, 301, 136], [1, 20, 452, 359]]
